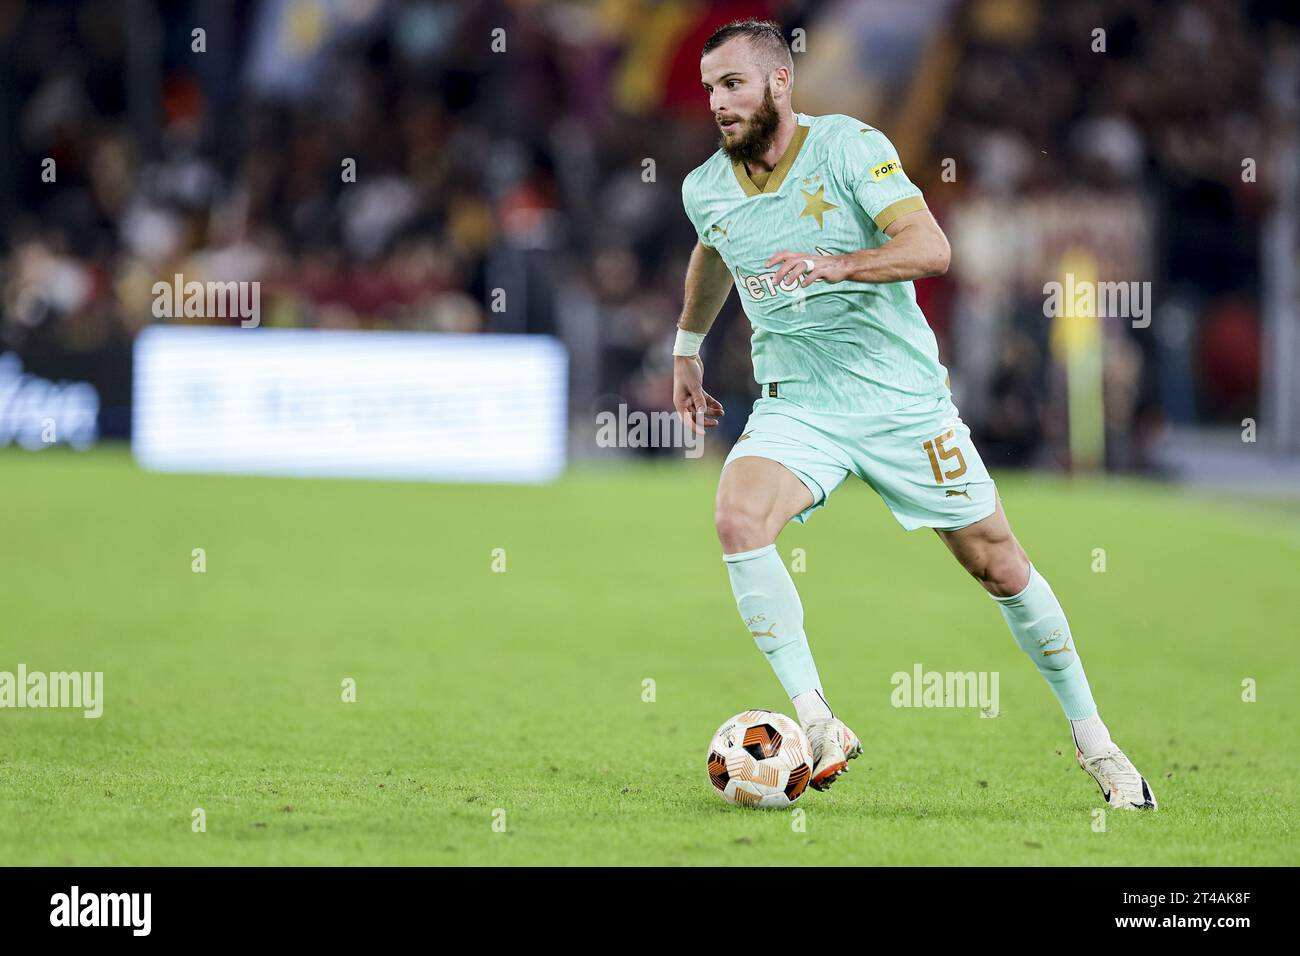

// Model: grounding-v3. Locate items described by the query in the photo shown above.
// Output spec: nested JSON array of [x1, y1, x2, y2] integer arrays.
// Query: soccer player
[[674, 19, 1156, 808]]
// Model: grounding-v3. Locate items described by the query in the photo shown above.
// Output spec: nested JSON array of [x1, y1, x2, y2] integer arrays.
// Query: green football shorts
[[722, 391, 998, 531]]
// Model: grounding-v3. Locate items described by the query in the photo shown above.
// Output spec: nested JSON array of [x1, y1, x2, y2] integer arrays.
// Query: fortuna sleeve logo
[[870, 160, 901, 182]]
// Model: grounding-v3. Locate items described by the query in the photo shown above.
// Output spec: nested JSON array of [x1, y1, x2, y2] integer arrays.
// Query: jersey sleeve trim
[[873, 195, 927, 231], [697, 218, 717, 249]]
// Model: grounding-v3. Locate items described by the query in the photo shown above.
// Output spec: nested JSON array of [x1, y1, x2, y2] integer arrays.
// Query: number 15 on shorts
[[923, 430, 967, 484]]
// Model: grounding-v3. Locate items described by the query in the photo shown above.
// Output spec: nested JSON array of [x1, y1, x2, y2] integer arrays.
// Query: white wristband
[[673, 329, 706, 357]]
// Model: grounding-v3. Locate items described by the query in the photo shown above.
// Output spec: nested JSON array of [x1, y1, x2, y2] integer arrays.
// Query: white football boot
[[1077, 746, 1158, 810], [803, 718, 862, 791]]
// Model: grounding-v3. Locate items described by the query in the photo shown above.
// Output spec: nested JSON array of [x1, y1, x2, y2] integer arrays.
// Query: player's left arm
[[777, 209, 951, 285], [767, 208, 951, 287], [767, 124, 950, 286]]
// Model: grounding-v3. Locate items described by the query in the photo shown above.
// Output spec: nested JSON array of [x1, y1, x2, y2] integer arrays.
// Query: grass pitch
[[1, 445, 1296, 865]]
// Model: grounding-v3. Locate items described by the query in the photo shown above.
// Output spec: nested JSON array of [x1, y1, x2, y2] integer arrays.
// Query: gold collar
[[731, 121, 809, 197]]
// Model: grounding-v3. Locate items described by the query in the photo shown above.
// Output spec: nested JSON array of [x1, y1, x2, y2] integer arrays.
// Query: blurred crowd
[[1, 0, 1297, 463], [925, 0, 1296, 468]]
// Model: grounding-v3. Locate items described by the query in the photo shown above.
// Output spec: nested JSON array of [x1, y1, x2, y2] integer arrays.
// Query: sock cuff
[[1070, 712, 1112, 754], [989, 562, 1039, 604], [722, 543, 777, 564]]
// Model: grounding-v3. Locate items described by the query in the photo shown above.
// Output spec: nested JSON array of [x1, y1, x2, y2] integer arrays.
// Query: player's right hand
[[673, 355, 725, 436]]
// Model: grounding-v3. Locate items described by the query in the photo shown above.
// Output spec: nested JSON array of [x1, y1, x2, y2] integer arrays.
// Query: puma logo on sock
[[1037, 629, 1073, 656]]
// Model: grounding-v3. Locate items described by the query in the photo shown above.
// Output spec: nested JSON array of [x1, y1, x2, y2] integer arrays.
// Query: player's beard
[[718, 84, 781, 165]]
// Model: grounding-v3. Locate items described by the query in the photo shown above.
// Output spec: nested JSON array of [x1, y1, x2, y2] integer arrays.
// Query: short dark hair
[[701, 18, 793, 73]]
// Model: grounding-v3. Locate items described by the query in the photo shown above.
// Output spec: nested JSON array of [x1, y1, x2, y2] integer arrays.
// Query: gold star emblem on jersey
[[799, 185, 838, 229]]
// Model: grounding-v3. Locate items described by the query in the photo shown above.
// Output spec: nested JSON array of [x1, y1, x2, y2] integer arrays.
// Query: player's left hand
[[765, 250, 852, 288]]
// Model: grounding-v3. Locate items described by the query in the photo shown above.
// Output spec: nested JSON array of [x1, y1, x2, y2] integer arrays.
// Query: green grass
[[1, 445, 1296, 865]]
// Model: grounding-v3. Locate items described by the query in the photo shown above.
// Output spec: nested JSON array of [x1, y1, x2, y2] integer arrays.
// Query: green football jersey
[[682, 112, 950, 413]]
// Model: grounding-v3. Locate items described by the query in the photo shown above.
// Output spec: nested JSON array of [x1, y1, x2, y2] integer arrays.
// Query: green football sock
[[990, 564, 1098, 721], [723, 544, 826, 707]]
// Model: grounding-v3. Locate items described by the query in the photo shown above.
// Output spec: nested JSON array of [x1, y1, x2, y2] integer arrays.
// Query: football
[[706, 710, 814, 808]]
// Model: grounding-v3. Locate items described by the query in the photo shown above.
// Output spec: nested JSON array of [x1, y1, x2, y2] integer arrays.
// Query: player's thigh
[[715, 455, 814, 535], [715, 402, 850, 544]]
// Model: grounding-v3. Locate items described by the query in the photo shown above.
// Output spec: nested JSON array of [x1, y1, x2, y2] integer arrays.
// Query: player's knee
[[977, 550, 1030, 597], [958, 538, 1028, 596], [715, 502, 775, 553]]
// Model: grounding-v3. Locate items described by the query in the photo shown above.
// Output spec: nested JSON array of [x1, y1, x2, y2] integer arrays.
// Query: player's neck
[[746, 110, 800, 174]]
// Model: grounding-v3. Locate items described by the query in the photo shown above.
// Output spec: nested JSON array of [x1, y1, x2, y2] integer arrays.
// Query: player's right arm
[[673, 239, 732, 435], [678, 239, 734, 334]]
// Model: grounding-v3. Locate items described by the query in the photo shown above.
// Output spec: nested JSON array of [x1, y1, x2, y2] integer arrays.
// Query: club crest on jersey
[[737, 246, 834, 301]]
